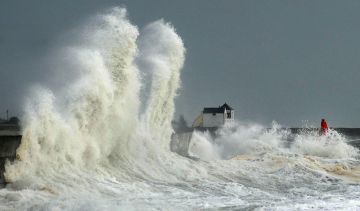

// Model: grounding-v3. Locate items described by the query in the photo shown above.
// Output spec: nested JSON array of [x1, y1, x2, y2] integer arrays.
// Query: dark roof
[[221, 103, 233, 110], [203, 107, 224, 114], [203, 103, 234, 114]]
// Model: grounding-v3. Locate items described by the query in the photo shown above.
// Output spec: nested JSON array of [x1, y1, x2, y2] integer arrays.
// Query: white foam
[[4, 7, 192, 188], [290, 129, 359, 159]]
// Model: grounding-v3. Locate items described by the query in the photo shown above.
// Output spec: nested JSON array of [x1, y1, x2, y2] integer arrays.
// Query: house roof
[[203, 107, 223, 113], [203, 103, 234, 114], [221, 103, 233, 110]]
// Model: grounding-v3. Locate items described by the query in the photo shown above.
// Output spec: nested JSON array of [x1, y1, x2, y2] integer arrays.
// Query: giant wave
[[1, 7, 360, 210]]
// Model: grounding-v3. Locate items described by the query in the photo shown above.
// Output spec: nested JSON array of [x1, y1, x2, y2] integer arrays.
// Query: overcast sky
[[1, 0, 360, 127]]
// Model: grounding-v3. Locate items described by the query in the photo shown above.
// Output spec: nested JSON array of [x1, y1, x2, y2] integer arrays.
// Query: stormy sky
[[1, 0, 360, 127]]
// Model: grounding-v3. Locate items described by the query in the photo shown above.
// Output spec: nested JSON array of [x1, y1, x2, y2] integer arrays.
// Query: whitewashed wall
[[203, 113, 224, 127], [224, 110, 235, 124]]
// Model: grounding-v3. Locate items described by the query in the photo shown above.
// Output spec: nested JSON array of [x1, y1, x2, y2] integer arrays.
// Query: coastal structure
[[171, 103, 235, 158], [192, 103, 234, 128], [0, 117, 21, 187]]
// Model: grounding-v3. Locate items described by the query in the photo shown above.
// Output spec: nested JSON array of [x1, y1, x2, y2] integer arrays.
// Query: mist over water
[[1, 7, 360, 210]]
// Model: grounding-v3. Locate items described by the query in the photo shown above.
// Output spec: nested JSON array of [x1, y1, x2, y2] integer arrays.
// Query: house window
[[227, 112, 231, 118]]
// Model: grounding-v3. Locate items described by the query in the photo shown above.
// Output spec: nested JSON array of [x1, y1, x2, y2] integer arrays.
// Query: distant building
[[192, 103, 234, 128]]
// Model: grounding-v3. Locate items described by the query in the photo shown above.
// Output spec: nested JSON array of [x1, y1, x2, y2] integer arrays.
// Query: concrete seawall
[[0, 125, 21, 187]]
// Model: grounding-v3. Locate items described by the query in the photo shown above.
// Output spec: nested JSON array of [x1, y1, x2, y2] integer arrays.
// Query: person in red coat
[[320, 119, 328, 135]]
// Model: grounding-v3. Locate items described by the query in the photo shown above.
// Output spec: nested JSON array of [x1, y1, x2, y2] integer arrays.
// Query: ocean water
[[1, 7, 360, 210]]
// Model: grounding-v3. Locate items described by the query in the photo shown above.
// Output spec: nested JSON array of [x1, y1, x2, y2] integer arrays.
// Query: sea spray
[[291, 129, 359, 158], [138, 20, 185, 143], [190, 121, 358, 160], [5, 7, 203, 188], [5, 8, 141, 186], [189, 121, 288, 160], [117, 20, 203, 182]]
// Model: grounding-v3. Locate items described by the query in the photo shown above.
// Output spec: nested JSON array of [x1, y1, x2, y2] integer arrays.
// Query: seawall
[[0, 125, 21, 187]]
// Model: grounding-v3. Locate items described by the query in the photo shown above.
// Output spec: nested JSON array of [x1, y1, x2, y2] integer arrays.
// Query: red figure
[[320, 119, 328, 135]]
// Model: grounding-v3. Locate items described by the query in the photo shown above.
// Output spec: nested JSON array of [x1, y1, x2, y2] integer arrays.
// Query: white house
[[192, 103, 234, 128]]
